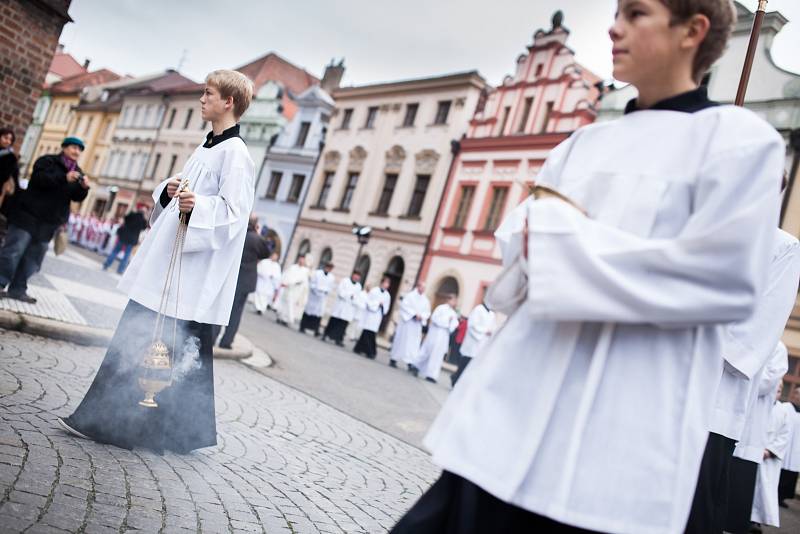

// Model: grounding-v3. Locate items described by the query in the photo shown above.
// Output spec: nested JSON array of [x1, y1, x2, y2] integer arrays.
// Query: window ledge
[[309, 205, 326, 211], [332, 207, 351, 213], [399, 214, 422, 221], [427, 123, 448, 128], [472, 229, 496, 237], [442, 226, 467, 235], [368, 211, 390, 218]]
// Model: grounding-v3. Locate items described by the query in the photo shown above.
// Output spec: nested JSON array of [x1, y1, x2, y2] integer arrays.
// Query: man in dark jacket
[[214, 213, 270, 349], [0, 128, 20, 239], [0, 137, 89, 303], [103, 207, 148, 273]]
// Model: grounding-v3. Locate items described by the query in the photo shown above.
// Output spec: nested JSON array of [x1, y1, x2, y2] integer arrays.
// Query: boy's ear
[[682, 13, 710, 50], [225, 95, 235, 111]]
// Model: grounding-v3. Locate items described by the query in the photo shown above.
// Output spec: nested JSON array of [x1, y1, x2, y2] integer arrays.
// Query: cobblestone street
[[0, 329, 438, 534]]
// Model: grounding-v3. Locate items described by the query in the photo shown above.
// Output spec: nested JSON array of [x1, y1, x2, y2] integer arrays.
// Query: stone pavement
[[0, 329, 438, 533]]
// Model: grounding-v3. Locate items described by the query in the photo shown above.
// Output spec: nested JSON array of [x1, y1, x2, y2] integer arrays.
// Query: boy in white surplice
[[392, 2, 785, 534], [59, 70, 256, 454]]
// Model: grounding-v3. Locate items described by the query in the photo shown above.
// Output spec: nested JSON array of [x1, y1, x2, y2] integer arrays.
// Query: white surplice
[[735, 343, 791, 463], [304, 269, 335, 317], [119, 136, 255, 325], [361, 287, 390, 333], [253, 258, 282, 313], [424, 105, 783, 534], [458, 304, 495, 358], [751, 401, 793, 527], [710, 229, 800, 440], [330, 278, 362, 322], [782, 408, 800, 473], [277, 263, 309, 325], [411, 303, 459, 381], [390, 289, 431, 364]]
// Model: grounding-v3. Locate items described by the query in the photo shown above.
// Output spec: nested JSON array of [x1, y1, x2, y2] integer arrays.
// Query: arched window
[[318, 247, 333, 268], [295, 239, 311, 263], [355, 254, 371, 281]]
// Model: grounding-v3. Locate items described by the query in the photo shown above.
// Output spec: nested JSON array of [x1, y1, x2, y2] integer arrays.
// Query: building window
[[339, 173, 359, 210], [132, 105, 142, 127], [518, 97, 533, 133], [402, 103, 418, 127], [315, 171, 335, 208], [85, 116, 94, 135], [433, 101, 451, 125], [483, 186, 509, 231], [364, 106, 378, 129], [296, 239, 311, 263], [452, 185, 475, 228], [183, 109, 194, 129], [151, 153, 162, 178], [340, 108, 353, 129], [535, 63, 544, 77], [266, 171, 282, 199], [318, 247, 333, 269], [166, 154, 178, 178], [295, 121, 311, 147], [167, 108, 177, 129], [406, 174, 430, 217], [540, 101, 554, 133], [287, 174, 304, 203], [499, 106, 511, 136], [375, 173, 397, 215]]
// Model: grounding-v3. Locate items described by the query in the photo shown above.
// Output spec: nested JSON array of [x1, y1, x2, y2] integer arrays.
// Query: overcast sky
[[60, 0, 800, 87]]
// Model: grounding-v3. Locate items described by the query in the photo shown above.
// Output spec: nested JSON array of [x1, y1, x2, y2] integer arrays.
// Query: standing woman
[[0, 128, 20, 239]]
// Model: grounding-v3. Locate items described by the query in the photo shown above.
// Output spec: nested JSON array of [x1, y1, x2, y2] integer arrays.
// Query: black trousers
[[217, 289, 249, 348], [391, 471, 604, 534], [354, 330, 377, 358], [450, 355, 472, 386], [323, 316, 348, 343], [299, 312, 321, 334], [779, 469, 799, 502], [725, 457, 759, 533], [684, 432, 736, 534]]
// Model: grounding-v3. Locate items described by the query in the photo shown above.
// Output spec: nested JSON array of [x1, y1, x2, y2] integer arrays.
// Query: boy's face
[[200, 84, 232, 122], [609, 0, 691, 86]]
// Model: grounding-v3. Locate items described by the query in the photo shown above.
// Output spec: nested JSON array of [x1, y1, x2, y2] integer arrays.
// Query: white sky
[[60, 0, 800, 87]]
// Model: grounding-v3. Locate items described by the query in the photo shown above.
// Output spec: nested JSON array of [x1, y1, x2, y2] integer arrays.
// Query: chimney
[[321, 58, 345, 92], [83, 59, 91, 70], [56, 43, 65, 53]]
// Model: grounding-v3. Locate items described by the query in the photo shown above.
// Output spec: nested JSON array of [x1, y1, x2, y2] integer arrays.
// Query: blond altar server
[[253, 251, 281, 314], [353, 277, 391, 359], [322, 271, 362, 345], [751, 382, 793, 528], [299, 262, 335, 335], [348, 284, 369, 342], [389, 282, 431, 368], [410, 294, 459, 383], [276, 254, 310, 326]]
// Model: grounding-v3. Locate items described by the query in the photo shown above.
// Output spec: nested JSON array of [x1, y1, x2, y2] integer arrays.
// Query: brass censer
[[138, 178, 190, 408]]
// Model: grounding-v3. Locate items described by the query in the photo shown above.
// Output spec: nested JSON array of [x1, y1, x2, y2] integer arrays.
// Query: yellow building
[[28, 69, 120, 180]]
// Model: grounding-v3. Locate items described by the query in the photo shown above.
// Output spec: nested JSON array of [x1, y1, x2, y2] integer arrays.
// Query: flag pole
[[734, 0, 768, 106]]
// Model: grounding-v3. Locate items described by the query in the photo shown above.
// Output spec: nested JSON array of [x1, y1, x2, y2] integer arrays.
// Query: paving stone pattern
[[0, 329, 438, 533]]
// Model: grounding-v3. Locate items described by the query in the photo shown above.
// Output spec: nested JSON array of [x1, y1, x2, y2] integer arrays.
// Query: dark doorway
[[380, 255, 405, 334]]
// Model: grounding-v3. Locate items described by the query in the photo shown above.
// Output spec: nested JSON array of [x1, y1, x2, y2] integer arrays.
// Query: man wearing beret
[[0, 137, 90, 303]]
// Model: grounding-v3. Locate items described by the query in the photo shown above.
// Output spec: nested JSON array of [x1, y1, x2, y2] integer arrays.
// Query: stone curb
[[0, 310, 260, 363]]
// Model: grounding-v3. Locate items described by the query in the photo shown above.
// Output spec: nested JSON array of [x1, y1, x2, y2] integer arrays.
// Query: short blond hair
[[205, 69, 254, 119], [658, 0, 737, 83]]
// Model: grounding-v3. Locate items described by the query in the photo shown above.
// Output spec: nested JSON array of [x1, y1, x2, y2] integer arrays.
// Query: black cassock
[[322, 316, 348, 343], [63, 300, 216, 454]]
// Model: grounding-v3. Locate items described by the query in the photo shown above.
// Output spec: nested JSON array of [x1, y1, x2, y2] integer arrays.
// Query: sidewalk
[[0, 244, 256, 359]]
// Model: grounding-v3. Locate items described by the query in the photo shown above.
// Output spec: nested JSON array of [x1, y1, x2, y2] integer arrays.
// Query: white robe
[[411, 303, 459, 381], [390, 290, 431, 363], [304, 269, 335, 317], [751, 401, 793, 527], [277, 264, 309, 325], [361, 287, 390, 333], [710, 229, 800, 440], [348, 289, 369, 340], [458, 304, 495, 358], [330, 278, 362, 322], [254, 258, 281, 313], [119, 137, 255, 325], [782, 408, 800, 473], [735, 343, 791, 463], [424, 105, 783, 534]]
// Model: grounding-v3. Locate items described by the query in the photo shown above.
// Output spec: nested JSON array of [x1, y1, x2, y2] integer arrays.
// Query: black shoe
[[57, 417, 92, 440], [313, 332, 320, 337], [335, 341, 344, 347], [256, 310, 263, 315], [389, 359, 397, 368], [425, 377, 437, 384], [7, 292, 36, 304], [779, 500, 788, 509]]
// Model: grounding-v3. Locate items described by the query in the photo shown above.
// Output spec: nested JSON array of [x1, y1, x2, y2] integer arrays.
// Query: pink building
[[418, 12, 600, 316]]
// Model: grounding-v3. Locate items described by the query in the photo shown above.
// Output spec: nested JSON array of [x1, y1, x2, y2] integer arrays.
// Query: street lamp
[[351, 224, 371, 273]]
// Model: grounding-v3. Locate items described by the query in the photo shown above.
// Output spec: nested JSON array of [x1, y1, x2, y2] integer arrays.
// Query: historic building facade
[[288, 71, 488, 336], [417, 13, 600, 318], [597, 1, 800, 395], [253, 85, 335, 259]]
